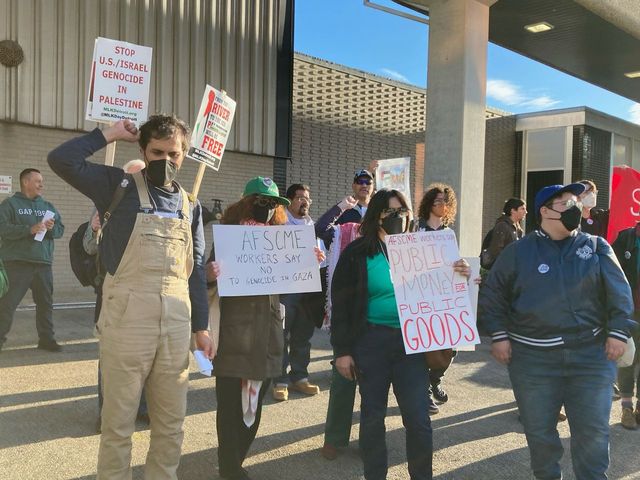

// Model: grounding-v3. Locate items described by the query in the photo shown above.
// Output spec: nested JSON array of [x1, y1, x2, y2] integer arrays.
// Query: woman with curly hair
[[417, 182, 458, 414], [206, 177, 289, 480], [417, 182, 457, 231], [206, 176, 323, 480]]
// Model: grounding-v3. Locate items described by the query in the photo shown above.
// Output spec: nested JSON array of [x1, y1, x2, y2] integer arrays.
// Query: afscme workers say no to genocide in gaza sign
[[385, 229, 480, 354], [187, 85, 237, 171], [86, 37, 152, 125], [212, 225, 321, 297]]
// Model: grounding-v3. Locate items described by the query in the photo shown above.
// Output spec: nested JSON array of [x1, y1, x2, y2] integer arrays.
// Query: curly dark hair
[[417, 182, 457, 226], [221, 194, 287, 225], [139, 114, 191, 153], [358, 189, 411, 257]]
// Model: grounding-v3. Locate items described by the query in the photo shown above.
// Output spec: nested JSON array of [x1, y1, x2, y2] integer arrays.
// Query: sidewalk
[[1, 308, 639, 479]]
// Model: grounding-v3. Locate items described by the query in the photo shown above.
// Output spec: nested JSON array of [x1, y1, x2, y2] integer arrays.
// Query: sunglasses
[[293, 196, 313, 204], [254, 196, 279, 209], [381, 207, 411, 218], [355, 178, 373, 186]]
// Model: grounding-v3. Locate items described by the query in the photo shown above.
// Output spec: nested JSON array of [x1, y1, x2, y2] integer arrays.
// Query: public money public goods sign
[[385, 229, 480, 354]]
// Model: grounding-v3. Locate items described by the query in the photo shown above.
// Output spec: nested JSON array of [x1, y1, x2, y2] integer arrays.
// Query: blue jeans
[[277, 293, 316, 385], [509, 340, 616, 480], [353, 324, 432, 480]]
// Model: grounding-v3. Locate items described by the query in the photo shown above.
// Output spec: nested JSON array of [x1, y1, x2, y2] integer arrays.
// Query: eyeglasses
[[381, 207, 411, 218], [548, 198, 582, 210], [254, 196, 278, 209], [432, 199, 446, 206], [293, 196, 312, 204], [355, 179, 373, 186]]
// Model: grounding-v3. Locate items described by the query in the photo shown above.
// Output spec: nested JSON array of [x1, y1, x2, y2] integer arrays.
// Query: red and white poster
[[608, 165, 640, 243], [86, 37, 152, 126], [385, 229, 480, 354], [187, 86, 237, 171]]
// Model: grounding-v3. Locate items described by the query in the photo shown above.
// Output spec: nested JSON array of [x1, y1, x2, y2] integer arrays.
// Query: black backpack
[[69, 222, 100, 288], [67, 175, 131, 289], [479, 227, 495, 270]]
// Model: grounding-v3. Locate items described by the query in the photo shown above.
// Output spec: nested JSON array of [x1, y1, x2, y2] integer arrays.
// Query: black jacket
[[480, 230, 634, 347], [612, 224, 640, 298], [330, 237, 374, 358]]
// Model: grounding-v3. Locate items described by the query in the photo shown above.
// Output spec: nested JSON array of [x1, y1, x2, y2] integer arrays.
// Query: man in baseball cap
[[480, 181, 634, 479]]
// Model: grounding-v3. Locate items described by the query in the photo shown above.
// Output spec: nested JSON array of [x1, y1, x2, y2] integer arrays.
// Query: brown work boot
[[290, 379, 320, 396], [272, 385, 288, 401], [621, 407, 638, 430]]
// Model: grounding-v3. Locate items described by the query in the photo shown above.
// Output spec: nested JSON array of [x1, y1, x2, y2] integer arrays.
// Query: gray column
[[423, 0, 495, 256]]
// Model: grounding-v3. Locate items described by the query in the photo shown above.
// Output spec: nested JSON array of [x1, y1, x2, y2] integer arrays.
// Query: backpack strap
[[97, 174, 132, 245]]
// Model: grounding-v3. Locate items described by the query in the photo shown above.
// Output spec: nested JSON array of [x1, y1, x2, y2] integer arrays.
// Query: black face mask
[[146, 160, 178, 187], [381, 216, 407, 235], [252, 205, 275, 223], [549, 205, 582, 232]]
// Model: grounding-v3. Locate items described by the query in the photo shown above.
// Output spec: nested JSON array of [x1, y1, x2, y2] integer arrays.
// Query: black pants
[[216, 377, 270, 477], [0, 261, 54, 345]]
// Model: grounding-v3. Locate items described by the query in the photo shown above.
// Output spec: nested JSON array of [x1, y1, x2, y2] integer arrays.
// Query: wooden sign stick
[[104, 122, 116, 166], [191, 163, 207, 198]]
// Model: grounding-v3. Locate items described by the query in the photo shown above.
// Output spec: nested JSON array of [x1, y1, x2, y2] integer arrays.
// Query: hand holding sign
[[103, 119, 139, 143]]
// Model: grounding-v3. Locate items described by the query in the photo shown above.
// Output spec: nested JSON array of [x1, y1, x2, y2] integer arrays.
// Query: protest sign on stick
[[385, 229, 480, 354], [212, 224, 321, 297], [86, 37, 152, 126], [189, 86, 237, 197], [86, 37, 152, 165], [374, 157, 412, 207]]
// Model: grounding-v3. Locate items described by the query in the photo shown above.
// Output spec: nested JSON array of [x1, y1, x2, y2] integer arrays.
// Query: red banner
[[608, 165, 640, 243]]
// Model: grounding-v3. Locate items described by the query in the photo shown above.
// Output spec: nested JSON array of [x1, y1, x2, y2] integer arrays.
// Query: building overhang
[[394, 0, 640, 103]]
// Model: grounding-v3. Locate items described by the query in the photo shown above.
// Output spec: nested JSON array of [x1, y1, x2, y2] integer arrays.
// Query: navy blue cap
[[534, 183, 586, 213]]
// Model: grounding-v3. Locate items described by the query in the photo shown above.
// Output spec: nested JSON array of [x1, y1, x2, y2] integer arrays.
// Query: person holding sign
[[331, 188, 470, 480], [206, 177, 324, 480], [0, 168, 64, 352], [416, 183, 458, 414], [48, 116, 212, 480], [480, 183, 634, 480]]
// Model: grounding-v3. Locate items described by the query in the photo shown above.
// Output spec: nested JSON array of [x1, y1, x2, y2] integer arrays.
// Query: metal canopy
[[394, 0, 640, 103]]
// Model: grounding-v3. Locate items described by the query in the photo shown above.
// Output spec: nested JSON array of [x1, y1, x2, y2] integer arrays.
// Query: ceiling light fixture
[[624, 71, 640, 78], [524, 22, 554, 33]]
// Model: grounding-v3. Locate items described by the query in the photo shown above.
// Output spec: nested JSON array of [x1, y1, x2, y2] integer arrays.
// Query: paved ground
[[1, 307, 640, 480]]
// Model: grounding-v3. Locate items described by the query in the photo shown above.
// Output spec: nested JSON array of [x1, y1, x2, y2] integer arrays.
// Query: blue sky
[[295, 0, 640, 124]]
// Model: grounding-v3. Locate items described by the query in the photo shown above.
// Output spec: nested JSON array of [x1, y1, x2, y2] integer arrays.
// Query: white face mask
[[582, 191, 597, 209]]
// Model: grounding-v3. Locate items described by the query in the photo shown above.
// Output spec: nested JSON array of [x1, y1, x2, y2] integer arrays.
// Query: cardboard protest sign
[[212, 224, 321, 297], [385, 229, 480, 354], [188, 86, 237, 171], [86, 37, 152, 125], [608, 165, 640, 243], [375, 157, 412, 206]]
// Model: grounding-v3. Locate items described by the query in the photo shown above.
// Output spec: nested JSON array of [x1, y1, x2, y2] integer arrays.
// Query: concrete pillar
[[423, 0, 495, 256]]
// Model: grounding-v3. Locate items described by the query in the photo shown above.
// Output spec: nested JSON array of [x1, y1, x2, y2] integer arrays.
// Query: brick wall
[[290, 54, 513, 241], [482, 116, 518, 236], [0, 121, 273, 303]]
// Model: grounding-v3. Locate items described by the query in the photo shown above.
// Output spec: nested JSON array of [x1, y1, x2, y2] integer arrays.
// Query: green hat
[[243, 177, 291, 206]]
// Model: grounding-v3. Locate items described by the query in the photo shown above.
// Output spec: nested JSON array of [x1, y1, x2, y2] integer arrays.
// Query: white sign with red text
[[385, 228, 480, 354], [0, 175, 12, 194], [86, 37, 152, 125], [187, 86, 237, 171]]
